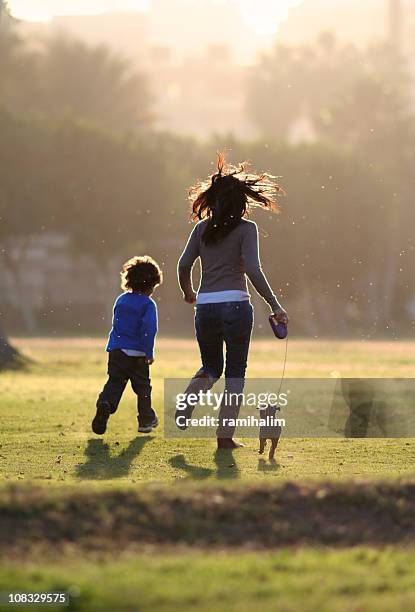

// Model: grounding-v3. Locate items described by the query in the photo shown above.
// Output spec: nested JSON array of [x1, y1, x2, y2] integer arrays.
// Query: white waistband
[[196, 290, 250, 304]]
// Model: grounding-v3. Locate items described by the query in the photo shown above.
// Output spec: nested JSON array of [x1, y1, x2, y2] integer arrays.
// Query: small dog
[[259, 436, 280, 461], [258, 405, 282, 461]]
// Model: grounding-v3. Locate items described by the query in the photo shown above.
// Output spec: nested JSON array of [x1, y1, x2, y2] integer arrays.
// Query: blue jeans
[[192, 301, 253, 438]]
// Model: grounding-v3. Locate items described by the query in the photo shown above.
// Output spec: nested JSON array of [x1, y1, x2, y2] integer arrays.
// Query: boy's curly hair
[[121, 255, 163, 293]]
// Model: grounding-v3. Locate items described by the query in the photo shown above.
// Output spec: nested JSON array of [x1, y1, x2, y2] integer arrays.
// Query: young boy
[[92, 255, 162, 435]]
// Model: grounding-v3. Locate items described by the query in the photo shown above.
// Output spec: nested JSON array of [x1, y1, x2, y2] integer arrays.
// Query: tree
[[27, 35, 153, 132], [0, 13, 152, 132], [47, 116, 168, 260], [314, 43, 414, 156], [0, 108, 50, 334], [246, 34, 415, 331], [0, 323, 26, 370], [246, 32, 360, 140], [315, 43, 415, 326], [0, 1, 38, 111], [0, 2, 29, 367]]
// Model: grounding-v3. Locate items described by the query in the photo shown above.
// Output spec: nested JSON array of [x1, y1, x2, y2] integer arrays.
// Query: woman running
[[177, 152, 288, 449]]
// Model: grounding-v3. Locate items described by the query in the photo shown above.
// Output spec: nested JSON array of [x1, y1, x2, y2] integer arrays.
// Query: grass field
[[1, 338, 415, 611], [1, 338, 415, 485], [2, 548, 415, 612]]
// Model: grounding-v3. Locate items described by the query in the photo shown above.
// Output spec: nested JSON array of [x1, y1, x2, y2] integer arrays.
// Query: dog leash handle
[[269, 314, 288, 339]]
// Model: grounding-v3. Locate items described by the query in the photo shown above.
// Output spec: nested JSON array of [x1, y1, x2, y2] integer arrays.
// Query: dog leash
[[277, 335, 288, 403], [268, 315, 288, 406]]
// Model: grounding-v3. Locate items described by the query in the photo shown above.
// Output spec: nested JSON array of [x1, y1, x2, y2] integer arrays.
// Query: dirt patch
[[2, 480, 415, 555]]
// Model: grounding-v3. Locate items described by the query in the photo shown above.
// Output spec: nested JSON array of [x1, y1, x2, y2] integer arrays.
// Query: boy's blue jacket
[[106, 293, 158, 359]]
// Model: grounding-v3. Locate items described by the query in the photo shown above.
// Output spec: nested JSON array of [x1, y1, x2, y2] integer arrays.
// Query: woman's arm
[[177, 224, 200, 302], [242, 222, 287, 317]]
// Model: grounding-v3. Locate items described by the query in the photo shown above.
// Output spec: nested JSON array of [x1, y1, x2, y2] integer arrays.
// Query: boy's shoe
[[92, 400, 112, 435], [138, 416, 159, 433]]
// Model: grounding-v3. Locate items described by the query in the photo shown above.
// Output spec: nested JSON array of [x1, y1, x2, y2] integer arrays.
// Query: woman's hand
[[183, 291, 197, 304], [273, 307, 289, 324]]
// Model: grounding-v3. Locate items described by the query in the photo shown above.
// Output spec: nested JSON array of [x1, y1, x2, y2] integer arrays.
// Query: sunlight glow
[[9, 4, 53, 22], [8, 0, 302, 33], [239, 0, 303, 36], [8, 1, 150, 23]]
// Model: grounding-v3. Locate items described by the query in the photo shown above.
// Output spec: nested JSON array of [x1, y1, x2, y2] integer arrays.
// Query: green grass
[[1, 338, 415, 486], [1, 338, 415, 612], [2, 548, 415, 611]]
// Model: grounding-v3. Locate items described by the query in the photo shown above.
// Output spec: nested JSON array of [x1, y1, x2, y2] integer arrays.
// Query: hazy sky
[[8, 0, 303, 36], [9, 1, 150, 21]]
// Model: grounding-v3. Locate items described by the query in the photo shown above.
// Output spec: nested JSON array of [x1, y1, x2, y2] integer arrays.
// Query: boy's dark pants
[[98, 349, 156, 426]]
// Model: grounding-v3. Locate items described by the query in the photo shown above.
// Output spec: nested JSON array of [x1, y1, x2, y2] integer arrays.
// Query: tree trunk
[[0, 323, 24, 370]]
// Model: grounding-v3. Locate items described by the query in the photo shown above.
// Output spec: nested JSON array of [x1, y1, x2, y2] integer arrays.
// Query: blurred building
[[279, 0, 415, 87], [146, 0, 256, 63], [278, 0, 387, 47], [148, 43, 255, 136], [393, 1, 415, 99], [0, 235, 119, 333], [19, 11, 150, 64], [15, 0, 415, 135], [18, 3, 256, 137]]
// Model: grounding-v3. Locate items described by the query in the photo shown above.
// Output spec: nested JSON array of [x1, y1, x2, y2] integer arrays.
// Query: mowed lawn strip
[[2, 479, 415, 553], [2, 548, 415, 612]]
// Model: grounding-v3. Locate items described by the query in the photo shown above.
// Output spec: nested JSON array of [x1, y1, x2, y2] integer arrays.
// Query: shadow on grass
[[76, 437, 152, 480], [214, 449, 240, 479], [169, 454, 214, 479], [257, 457, 280, 473], [169, 449, 241, 480], [169, 448, 241, 480]]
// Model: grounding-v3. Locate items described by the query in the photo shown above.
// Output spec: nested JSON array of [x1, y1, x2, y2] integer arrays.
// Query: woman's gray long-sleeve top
[[178, 218, 281, 312]]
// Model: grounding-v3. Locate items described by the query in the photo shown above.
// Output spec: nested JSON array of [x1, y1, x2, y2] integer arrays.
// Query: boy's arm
[[178, 224, 199, 300], [141, 301, 158, 361]]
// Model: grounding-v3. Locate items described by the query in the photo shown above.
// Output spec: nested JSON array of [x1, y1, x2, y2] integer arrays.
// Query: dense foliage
[[0, 8, 414, 343]]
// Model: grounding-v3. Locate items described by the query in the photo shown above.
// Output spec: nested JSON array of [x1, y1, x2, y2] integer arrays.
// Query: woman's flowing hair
[[189, 152, 285, 245]]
